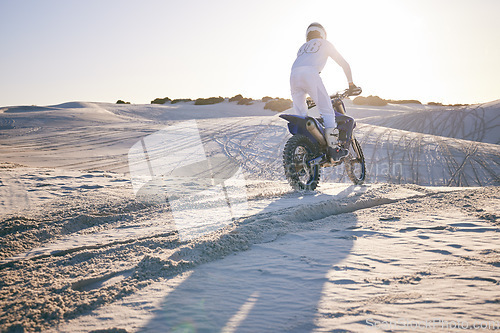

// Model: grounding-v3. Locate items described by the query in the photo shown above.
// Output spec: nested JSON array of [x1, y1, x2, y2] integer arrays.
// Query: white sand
[[0, 99, 498, 332]]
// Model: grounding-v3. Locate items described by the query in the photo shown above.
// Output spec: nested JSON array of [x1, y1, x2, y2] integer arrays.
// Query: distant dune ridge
[[0, 98, 498, 186], [0, 98, 499, 332], [361, 99, 500, 145]]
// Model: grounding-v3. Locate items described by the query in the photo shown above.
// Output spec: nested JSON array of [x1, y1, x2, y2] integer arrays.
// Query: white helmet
[[306, 22, 327, 40]]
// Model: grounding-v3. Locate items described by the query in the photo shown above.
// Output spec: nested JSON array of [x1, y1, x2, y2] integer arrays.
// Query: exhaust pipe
[[306, 120, 327, 146]]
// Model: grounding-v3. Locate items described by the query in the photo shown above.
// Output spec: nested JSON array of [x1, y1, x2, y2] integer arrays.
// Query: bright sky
[[1, 0, 499, 106]]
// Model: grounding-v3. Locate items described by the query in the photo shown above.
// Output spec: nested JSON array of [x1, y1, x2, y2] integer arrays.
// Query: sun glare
[[0, 0, 498, 106], [312, 1, 430, 101]]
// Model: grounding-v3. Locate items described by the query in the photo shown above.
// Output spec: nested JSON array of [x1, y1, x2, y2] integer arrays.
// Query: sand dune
[[357, 100, 500, 145], [0, 100, 499, 332], [1, 101, 498, 186]]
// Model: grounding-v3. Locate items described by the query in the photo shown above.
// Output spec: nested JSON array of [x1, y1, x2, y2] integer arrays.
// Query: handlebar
[[330, 87, 362, 100], [307, 86, 362, 109]]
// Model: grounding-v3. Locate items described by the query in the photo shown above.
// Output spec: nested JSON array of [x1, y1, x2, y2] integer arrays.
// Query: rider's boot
[[325, 127, 348, 162]]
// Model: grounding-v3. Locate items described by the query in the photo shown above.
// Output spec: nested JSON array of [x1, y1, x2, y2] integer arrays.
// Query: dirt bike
[[279, 89, 366, 190]]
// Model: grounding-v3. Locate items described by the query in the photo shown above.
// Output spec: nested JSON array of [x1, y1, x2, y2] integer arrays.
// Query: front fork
[[332, 98, 346, 114]]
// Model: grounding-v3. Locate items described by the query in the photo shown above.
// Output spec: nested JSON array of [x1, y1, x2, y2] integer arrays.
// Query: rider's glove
[[348, 83, 362, 96]]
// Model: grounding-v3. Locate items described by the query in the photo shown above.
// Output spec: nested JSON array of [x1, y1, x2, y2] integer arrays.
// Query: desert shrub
[[353, 95, 387, 106], [427, 102, 468, 107], [116, 100, 130, 104], [171, 98, 192, 104], [229, 94, 244, 102], [264, 98, 292, 112], [237, 98, 254, 105], [353, 96, 366, 105], [366, 96, 387, 106], [388, 99, 422, 105], [194, 96, 225, 105], [261, 96, 273, 102], [151, 97, 171, 104]]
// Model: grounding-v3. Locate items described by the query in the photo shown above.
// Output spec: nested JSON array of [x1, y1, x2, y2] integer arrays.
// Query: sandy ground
[[0, 100, 499, 332]]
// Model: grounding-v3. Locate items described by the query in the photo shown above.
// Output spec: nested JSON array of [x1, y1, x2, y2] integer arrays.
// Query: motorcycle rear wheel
[[283, 134, 320, 191]]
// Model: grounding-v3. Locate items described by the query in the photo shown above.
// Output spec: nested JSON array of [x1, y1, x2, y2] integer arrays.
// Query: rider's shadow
[[129, 117, 365, 332], [138, 186, 363, 332]]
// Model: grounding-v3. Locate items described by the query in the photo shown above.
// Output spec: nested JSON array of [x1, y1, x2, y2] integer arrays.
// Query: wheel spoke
[[283, 135, 320, 190]]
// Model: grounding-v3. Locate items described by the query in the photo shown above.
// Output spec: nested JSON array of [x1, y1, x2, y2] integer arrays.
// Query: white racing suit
[[290, 38, 355, 145]]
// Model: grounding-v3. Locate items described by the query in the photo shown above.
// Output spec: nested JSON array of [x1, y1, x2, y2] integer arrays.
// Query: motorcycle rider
[[290, 22, 360, 161]]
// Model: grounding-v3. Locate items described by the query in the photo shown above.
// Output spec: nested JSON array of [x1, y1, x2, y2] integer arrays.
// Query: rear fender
[[279, 114, 323, 145]]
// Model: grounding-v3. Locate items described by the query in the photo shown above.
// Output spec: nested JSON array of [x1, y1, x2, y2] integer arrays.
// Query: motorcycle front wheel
[[283, 134, 320, 191], [345, 136, 366, 185]]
